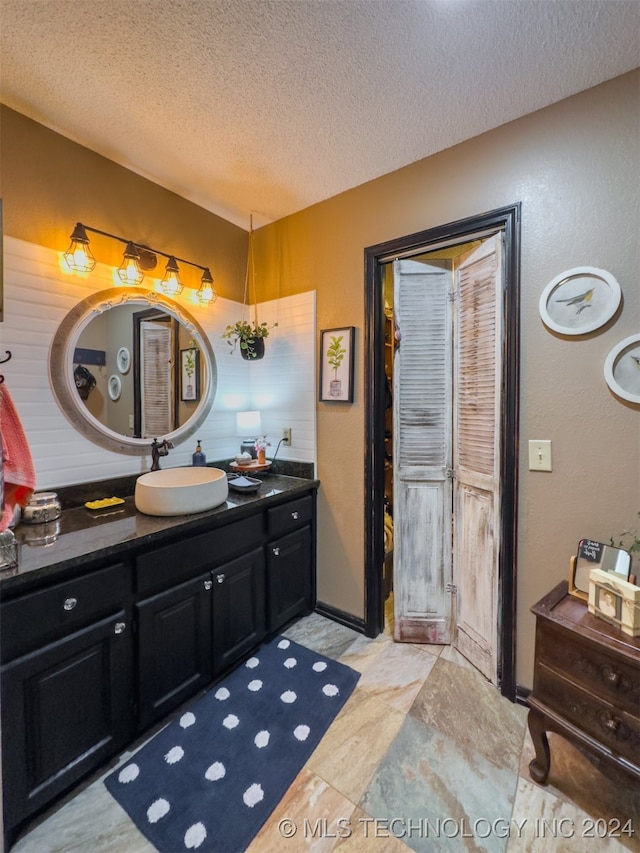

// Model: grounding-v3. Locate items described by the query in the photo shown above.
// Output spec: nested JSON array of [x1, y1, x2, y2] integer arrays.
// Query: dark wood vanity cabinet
[[1, 486, 317, 845], [212, 547, 266, 675], [528, 581, 640, 787], [0, 563, 134, 833], [266, 495, 315, 632], [136, 571, 214, 730]]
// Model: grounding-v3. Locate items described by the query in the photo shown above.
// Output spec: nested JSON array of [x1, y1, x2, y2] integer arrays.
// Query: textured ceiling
[[1, 0, 638, 230]]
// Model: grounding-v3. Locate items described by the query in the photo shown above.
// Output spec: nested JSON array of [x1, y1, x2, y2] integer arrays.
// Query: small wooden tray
[[229, 460, 272, 474]]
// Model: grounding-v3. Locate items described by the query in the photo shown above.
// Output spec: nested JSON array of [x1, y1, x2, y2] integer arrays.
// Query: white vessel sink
[[135, 467, 229, 516]]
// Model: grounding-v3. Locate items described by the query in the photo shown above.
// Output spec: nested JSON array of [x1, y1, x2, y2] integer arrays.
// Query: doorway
[[364, 205, 521, 700]]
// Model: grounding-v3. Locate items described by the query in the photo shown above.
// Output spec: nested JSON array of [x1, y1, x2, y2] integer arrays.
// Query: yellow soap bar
[[85, 497, 125, 510]]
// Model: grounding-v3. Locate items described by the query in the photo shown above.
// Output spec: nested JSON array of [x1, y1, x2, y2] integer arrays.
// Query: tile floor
[[10, 608, 640, 853]]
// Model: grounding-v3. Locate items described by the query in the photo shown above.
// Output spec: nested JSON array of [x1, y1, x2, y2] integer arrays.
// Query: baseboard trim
[[516, 683, 531, 708], [314, 602, 366, 634]]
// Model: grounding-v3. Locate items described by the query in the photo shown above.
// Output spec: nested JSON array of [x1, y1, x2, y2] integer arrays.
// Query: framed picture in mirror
[[180, 347, 200, 402]]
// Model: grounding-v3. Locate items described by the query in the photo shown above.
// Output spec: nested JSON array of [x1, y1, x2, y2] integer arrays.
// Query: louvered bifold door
[[140, 321, 174, 438], [452, 234, 502, 682], [393, 258, 453, 643]]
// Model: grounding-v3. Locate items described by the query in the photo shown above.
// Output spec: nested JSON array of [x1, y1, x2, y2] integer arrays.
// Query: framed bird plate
[[604, 334, 640, 404], [539, 266, 621, 335]]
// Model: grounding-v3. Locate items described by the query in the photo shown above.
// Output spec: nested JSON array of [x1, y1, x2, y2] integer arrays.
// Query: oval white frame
[[49, 287, 217, 455], [539, 267, 621, 335], [108, 374, 122, 401], [604, 334, 640, 404], [116, 346, 131, 374]]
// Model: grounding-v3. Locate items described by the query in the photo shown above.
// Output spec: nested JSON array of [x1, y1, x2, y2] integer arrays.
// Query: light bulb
[[161, 256, 183, 295], [197, 268, 216, 304], [63, 223, 96, 272], [117, 242, 144, 285]]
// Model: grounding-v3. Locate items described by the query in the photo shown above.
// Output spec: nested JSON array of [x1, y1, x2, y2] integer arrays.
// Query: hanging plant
[[222, 320, 277, 360], [222, 214, 276, 360]]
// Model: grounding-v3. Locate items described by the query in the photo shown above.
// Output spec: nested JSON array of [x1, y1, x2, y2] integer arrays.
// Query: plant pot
[[240, 337, 265, 361], [329, 379, 342, 398]]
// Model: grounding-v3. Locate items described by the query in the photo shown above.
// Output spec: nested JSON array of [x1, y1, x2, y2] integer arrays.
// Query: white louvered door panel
[[140, 322, 174, 438], [453, 234, 502, 683], [393, 258, 453, 643]]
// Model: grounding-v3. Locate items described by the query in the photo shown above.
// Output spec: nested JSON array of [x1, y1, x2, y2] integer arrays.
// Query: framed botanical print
[[319, 327, 355, 402], [180, 347, 200, 402]]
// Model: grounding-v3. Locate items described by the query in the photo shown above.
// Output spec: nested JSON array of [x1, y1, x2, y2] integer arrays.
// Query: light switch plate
[[529, 439, 552, 471]]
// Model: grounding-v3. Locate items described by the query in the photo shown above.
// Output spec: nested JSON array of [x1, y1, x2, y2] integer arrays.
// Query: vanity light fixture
[[63, 222, 218, 303], [63, 223, 97, 272], [118, 242, 145, 285], [161, 256, 184, 296]]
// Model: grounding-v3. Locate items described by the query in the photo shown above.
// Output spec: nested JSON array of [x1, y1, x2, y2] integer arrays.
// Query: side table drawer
[[537, 622, 640, 716], [535, 663, 640, 763]]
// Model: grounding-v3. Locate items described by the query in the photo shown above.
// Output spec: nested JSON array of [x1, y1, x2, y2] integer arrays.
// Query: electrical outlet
[[528, 439, 552, 472], [129, 414, 134, 429], [282, 428, 292, 445]]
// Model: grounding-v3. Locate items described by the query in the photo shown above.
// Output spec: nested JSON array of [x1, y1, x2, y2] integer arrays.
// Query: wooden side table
[[528, 581, 640, 785]]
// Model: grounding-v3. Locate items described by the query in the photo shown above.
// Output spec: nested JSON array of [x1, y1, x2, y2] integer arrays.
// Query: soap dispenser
[[192, 440, 206, 467]]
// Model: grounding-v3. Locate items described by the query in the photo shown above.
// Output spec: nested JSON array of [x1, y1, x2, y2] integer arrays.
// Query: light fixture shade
[[64, 223, 96, 272], [117, 242, 144, 285], [197, 268, 217, 304], [236, 410, 262, 436], [161, 256, 184, 296]]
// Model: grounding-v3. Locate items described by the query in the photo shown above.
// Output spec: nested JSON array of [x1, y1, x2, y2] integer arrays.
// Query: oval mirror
[[49, 287, 217, 455]]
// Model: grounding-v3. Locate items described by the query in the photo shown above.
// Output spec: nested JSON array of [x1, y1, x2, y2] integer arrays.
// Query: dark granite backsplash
[[52, 459, 315, 509]]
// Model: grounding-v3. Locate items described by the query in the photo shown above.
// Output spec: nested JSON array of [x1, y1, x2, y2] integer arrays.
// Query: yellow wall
[[0, 106, 248, 301], [253, 70, 640, 687], [2, 71, 639, 689]]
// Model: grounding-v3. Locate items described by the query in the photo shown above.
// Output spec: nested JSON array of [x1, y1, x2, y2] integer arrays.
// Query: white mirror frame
[[49, 287, 217, 455]]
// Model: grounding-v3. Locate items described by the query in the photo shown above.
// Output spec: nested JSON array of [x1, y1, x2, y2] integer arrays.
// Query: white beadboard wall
[[1, 237, 316, 489]]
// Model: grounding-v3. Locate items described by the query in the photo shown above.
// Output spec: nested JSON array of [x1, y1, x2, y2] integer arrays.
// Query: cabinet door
[[1, 611, 133, 832], [136, 573, 213, 730], [212, 548, 266, 675], [267, 527, 313, 632]]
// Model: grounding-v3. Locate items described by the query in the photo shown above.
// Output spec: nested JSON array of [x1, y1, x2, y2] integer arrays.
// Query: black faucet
[[150, 438, 174, 471]]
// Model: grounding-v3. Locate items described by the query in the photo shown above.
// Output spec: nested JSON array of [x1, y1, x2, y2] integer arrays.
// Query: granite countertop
[[1, 474, 319, 595]]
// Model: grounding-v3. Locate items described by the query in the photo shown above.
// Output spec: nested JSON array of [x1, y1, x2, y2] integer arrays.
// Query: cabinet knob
[[63, 597, 78, 611], [216, 574, 225, 584], [204, 580, 213, 591], [606, 670, 621, 686], [291, 511, 299, 520], [272, 547, 280, 557], [114, 621, 126, 635], [604, 714, 620, 732]]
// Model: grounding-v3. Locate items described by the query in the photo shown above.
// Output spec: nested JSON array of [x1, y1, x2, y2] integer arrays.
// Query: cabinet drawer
[[535, 663, 640, 763], [1, 563, 131, 663], [537, 622, 640, 716], [267, 495, 313, 538], [136, 513, 263, 595]]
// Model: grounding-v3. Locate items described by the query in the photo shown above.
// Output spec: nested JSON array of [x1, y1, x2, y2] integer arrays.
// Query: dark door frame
[[363, 203, 521, 700]]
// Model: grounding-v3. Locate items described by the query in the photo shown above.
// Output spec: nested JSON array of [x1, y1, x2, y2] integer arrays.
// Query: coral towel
[[1, 384, 36, 531]]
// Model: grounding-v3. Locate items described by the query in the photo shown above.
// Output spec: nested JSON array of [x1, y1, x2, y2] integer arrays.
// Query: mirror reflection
[[73, 304, 207, 438], [50, 288, 216, 455], [574, 539, 632, 594]]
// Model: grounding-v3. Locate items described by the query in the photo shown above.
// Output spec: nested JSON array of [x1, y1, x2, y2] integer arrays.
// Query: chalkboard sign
[[577, 539, 605, 563]]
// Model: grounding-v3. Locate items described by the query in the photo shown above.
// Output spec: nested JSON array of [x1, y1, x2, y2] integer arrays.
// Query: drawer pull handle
[[272, 547, 280, 557], [204, 580, 213, 591], [217, 574, 225, 584], [63, 597, 78, 611], [606, 670, 621, 686], [114, 622, 126, 635], [291, 511, 299, 520], [604, 715, 620, 732]]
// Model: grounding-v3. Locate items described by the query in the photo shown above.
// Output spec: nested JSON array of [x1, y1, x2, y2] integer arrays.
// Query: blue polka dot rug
[[104, 635, 360, 852]]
